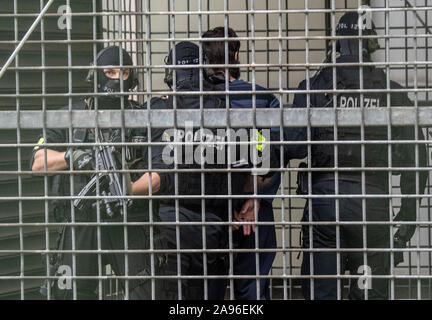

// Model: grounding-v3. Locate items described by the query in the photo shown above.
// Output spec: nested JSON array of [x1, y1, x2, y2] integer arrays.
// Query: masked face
[[99, 68, 131, 93], [103, 68, 131, 81], [92, 46, 137, 109]]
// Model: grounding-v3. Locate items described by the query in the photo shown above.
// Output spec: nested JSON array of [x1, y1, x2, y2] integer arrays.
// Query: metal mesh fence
[[0, 0, 431, 300]]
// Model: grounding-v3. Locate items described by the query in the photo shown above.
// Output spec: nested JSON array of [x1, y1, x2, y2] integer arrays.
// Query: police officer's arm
[[130, 122, 167, 196], [31, 125, 95, 175], [30, 129, 68, 174], [392, 81, 428, 203], [32, 149, 68, 173], [276, 80, 309, 165], [396, 127, 428, 205], [131, 172, 161, 195], [393, 126, 428, 243], [32, 143, 93, 173], [391, 83, 428, 241]]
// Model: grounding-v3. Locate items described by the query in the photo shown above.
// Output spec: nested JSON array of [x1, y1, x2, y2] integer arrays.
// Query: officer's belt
[[311, 172, 386, 189]]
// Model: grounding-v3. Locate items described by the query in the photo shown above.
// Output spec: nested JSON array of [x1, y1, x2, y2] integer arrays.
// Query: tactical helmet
[[164, 42, 200, 89], [336, 12, 380, 56]]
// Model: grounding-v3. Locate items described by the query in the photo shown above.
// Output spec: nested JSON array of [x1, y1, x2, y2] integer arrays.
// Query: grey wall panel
[[0, 0, 96, 299]]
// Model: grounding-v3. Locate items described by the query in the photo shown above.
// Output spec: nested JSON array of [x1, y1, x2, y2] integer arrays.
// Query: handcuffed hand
[[233, 198, 260, 236]]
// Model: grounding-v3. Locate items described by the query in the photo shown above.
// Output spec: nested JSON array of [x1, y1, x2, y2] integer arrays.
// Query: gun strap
[[56, 225, 68, 265]]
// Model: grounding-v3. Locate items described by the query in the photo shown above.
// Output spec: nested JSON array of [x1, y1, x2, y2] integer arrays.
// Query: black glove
[[393, 207, 417, 267], [64, 149, 93, 170], [393, 224, 417, 266], [393, 233, 407, 267], [296, 162, 309, 195]]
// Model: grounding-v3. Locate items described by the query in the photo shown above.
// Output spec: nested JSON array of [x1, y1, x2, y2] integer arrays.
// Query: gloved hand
[[393, 233, 406, 267], [64, 149, 93, 170], [393, 207, 417, 267], [393, 224, 417, 267]]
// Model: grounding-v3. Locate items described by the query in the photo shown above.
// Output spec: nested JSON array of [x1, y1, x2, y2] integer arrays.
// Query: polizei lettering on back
[[339, 95, 380, 108], [161, 121, 270, 175]]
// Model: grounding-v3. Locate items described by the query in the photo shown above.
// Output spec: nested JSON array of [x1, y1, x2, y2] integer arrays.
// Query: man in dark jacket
[[134, 41, 274, 299], [202, 26, 280, 300]]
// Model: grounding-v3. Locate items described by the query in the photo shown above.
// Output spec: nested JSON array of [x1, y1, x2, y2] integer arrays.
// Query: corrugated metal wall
[[0, 0, 96, 299]]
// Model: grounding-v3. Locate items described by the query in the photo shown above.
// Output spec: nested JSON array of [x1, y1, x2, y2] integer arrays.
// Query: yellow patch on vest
[[33, 137, 44, 150], [252, 130, 266, 152]]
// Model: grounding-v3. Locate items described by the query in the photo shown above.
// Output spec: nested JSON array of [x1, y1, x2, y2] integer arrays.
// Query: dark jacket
[[147, 79, 267, 220], [279, 54, 428, 220]]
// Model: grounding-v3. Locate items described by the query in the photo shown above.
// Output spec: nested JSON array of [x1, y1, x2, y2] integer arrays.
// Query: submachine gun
[[73, 129, 130, 219]]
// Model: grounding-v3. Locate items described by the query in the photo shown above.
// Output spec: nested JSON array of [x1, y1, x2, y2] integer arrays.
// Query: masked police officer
[[278, 13, 428, 299], [31, 46, 165, 300], [134, 41, 274, 300]]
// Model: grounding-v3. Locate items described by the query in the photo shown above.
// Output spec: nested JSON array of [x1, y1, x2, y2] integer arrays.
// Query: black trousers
[[301, 180, 391, 300], [158, 205, 229, 300], [46, 209, 166, 300]]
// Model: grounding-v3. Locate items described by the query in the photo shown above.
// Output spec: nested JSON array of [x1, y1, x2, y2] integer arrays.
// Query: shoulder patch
[[33, 137, 44, 150], [252, 129, 266, 152]]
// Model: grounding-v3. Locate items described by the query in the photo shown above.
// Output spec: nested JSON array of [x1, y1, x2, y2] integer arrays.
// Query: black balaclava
[[336, 12, 379, 57], [164, 41, 201, 90], [92, 46, 136, 109]]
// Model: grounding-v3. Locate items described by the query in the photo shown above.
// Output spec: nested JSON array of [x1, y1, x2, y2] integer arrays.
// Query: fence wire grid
[[0, 0, 431, 300]]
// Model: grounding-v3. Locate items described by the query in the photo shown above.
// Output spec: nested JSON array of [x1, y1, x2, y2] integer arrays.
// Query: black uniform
[[32, 46, 166, 300], [278, 14, 428, 300], [31, 99, 166, 300]]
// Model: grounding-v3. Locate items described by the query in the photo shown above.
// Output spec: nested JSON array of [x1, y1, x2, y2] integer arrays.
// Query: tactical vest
[[152, 94, 251, 218], [311, 59, 390, 172], [49, 100, 152, 220]]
